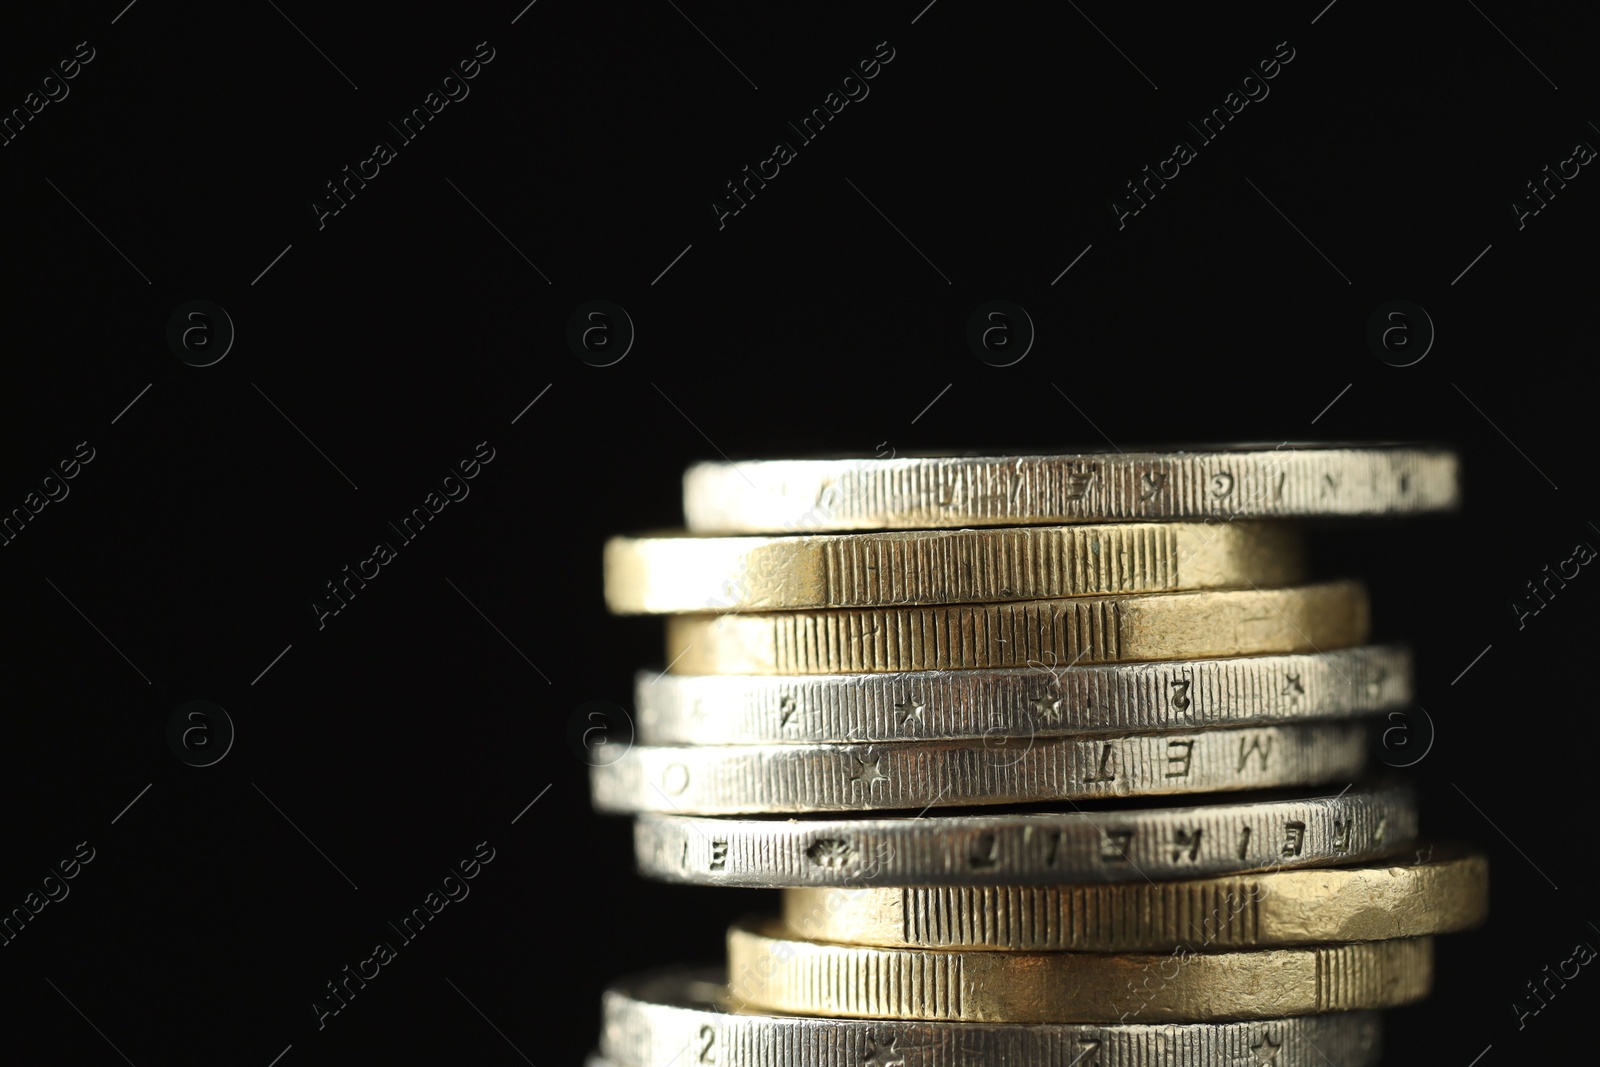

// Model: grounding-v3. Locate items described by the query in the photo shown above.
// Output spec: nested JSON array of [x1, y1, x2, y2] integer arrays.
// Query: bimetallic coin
[[783, 844, 1487, 950], [600, 967, 1384, 1067], [634, 646, 1412, 744], [591, 724, 1369, 815], [603, 522, 1305, 613], [633, 783, 1416, 887], [726, 917, 1434, 1022], [665, 581, 1369, 675], [683, 445, 1459, 532]]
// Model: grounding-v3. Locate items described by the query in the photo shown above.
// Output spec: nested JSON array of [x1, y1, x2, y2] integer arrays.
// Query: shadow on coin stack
[[588, 446, 1488, 1067]]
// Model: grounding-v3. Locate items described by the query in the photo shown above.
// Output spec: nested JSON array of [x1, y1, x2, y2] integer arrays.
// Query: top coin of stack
[[587, 444, 1483, 1065], [678, 444, 1459, 532]]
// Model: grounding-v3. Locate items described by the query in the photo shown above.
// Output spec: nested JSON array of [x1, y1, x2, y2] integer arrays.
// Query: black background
[[0, 1, 1593, 1063]]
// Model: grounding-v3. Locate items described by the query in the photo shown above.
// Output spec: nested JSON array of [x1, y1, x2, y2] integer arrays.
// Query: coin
[[725, 917, 1434, 1022], [632, 783, 1415, 887], [591, 723, 1369, 815], [634, 645, 1411, 744], [604, 521, 1305, 613], [664, 581, 1368, 674], [682, 445, 1459, 532], [600, 967, 1384, 1067], [783, 844, 1487, 950]]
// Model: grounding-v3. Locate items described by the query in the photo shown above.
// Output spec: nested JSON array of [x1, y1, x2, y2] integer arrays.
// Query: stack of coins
[[589, 445, 1487, 1067]]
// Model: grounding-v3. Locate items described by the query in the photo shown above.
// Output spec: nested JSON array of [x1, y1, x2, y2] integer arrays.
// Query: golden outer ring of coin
[[603, 522, 1306, 614], [665, 580, 1369, 675], [725, 918, 1434, 1023], [682, 446, 1459, 533], [589, 724, 1369, 815], [781, 845, 1487, 950]]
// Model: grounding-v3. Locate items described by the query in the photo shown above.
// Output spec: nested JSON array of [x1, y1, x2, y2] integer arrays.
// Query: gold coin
[[725, 917, 1433, 1023], [782, 845, 1487, 950], [604, 522, 1305, 614], [666, 580, 1368, 675]]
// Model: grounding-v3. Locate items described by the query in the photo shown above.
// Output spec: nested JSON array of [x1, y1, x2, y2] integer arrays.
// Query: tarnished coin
[[665, 581, 1368, 674], [683, 445, 1459, 532], [783, 844, 1487, 950], [726, 917, 1434, 1022], [634, 645, 1411, 744], [600, 967, 1384, 1067], [633, 783, 1415, 887], [591, 723, 1369, 815], [604, 521, 1305, 613]]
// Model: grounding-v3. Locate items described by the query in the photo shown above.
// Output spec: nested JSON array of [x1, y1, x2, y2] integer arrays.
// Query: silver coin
[[592, 723, 1370, 815], [600, 967, 1383, 1067], [634, 646, 1410, 744], [684, 444, 1458, 532], [632, 782, 1415, 887]]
